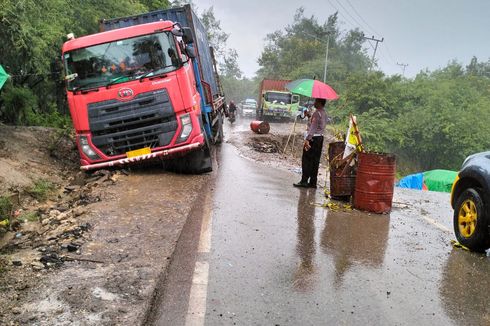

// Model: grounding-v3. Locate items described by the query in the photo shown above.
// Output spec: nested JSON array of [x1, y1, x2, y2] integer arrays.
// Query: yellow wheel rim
[[458, 199, 478, 238]]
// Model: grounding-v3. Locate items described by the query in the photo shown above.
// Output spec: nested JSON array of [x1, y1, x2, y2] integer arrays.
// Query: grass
[[19, 211, 40, 222], [0, 197, 13, 221], [29, 179, 56, 201]]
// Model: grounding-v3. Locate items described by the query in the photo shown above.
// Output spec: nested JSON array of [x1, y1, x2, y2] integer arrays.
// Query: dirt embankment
[[0, 124, 85, 322], [0, 124, 211, 325]]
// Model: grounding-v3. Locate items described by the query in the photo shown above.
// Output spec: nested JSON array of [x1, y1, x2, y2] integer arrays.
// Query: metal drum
[[328, 141, 356, 199], [354, 152, 396, 213], [250, 120, 270, 134]]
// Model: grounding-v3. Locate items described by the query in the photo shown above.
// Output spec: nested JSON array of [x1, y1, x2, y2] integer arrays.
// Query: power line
[[332, 0, 366, 31], [344, 0, 380, 36], [325, 0, 358, 31], [326, 0, 396, 72], [335, 0, 398, 68]]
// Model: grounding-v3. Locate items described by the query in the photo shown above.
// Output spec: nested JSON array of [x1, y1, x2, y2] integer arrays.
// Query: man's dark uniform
[[294, 101, 327, 188]]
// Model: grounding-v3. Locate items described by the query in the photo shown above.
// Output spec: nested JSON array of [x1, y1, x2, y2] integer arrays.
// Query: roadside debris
[[0, 167, 129, 323], [250, 120, 270, 134], [450, 239, 470, 251], [252, 142, 279, 153]]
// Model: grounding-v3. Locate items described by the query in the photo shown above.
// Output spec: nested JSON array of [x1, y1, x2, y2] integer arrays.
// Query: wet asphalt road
[[153, 125, 490, 325]]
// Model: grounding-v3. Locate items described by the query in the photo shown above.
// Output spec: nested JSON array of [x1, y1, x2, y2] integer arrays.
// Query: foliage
[[25, 107, 72, 129], [200, 6, 229, 59], [28, 180, 56, 201], [257, 8, 371, 83], [0, 86, 37, 125], [220, 49, 242, 79], [328, 64, 490, 172], [0, 0, 169, 126], [0, 85, 71, 128], [221, 77, 259, 103], [19, 211, 40, 223], [0, 197, 13, 221]]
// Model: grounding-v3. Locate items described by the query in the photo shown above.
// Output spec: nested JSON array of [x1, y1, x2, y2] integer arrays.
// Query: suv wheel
[[453, 188, 490, 252]]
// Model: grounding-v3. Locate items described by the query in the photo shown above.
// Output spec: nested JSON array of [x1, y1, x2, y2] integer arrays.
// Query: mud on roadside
[[225, 120, 338, 186]]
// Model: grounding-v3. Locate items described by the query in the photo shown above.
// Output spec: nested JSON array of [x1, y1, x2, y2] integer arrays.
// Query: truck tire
[[165, 142, 212, 174], [212, 112, 224, 144], [186, 141, 212, 174], [453, 188, 490, 252]]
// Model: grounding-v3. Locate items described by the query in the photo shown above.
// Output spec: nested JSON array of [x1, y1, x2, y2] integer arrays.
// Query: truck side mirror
[[64, 73, 78, 82], [182, 27, 194, 44], [292, 95, 299, 103], [185, 45, 196, 59], [171, 27, 183, 37]]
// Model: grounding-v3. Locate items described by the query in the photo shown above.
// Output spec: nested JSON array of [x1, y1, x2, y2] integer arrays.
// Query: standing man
[[294, 98, 328, 188]]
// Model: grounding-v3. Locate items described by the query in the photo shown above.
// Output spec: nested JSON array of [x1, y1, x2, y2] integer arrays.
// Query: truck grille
[[88, 89, 178, 157]]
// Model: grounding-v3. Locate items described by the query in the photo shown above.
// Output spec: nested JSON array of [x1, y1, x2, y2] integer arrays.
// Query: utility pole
[[323, 34, 330, 83], [363, 34, 384, 68], [396, 62, 408, 76], [303, 32, 331, 83]]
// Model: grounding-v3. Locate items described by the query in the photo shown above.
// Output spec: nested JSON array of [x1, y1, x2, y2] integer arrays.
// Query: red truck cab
[[62, 21, 211, 172]]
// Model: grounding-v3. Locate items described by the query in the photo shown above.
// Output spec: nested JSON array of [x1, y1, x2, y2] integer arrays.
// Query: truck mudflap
[[80, 142, 201, 171]]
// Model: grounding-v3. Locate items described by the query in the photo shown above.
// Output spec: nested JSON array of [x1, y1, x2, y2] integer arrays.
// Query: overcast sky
[[193, 0, 490, 79]]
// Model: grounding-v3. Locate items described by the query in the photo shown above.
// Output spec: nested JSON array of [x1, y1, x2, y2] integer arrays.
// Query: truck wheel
[[453, 188, 490, 252], [165, 141, 212, 174], [212, 112, 224, 144], [187, 141, 212, 174]]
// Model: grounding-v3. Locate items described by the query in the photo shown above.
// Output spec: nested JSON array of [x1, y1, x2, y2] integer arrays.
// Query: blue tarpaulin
[[397, 170, 458, 192], [397, 173, 424, 190]]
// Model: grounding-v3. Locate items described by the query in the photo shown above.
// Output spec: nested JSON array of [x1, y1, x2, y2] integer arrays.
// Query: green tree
[[200, 6, 229, 59], [257, 8, 370, 83]]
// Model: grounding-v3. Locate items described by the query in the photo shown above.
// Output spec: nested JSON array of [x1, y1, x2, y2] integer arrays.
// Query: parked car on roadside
[[240, 98, 257, 117], [451, 151, 490, 252]]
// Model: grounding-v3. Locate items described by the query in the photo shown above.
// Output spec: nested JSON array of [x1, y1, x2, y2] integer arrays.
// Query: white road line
[[419, 215, 452, 233], [198, 198, 213, 253], [185, 261, 209, 326], [186, 191, 213, 326]]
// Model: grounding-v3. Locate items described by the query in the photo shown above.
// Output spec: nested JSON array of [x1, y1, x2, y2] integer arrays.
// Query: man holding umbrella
[[286, 79, 339, 189], [294, 98, 327, 188]]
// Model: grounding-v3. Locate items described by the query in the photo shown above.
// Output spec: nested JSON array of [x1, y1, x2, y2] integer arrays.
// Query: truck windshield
[[266, 92, 291, 104], [64, 32, 180, 91]]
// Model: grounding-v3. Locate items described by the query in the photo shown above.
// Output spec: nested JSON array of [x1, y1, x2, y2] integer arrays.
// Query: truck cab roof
[[62, 21, 174, 52]]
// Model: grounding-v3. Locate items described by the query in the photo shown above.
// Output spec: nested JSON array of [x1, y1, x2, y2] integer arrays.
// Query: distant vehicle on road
[[257, 79, 299, 121], [451, 151, 490, 252], [240, 98, 257, 117]]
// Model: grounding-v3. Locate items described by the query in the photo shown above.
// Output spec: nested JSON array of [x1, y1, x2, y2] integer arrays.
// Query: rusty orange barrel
[[353, 152, 396, 213], [250, 120, 270, 134], [328, 142, 356, 199]]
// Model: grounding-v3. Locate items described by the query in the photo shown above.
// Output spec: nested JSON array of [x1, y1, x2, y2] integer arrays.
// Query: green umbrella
[[285, 78, 339, 100], [0, 65, 9, 90]]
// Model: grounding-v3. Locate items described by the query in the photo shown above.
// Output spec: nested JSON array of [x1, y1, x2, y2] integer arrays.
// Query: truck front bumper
[[80, 142, 201, 171]]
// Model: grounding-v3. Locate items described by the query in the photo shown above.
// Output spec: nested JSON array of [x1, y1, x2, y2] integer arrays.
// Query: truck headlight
[[78, 135, 100, 160], [177, 113, 193, 142]]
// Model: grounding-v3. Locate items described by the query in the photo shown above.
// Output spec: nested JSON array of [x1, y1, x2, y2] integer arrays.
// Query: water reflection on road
[[321, 209, 390, 288], [204, 143, 490, 325], [293, 189, 317, 292], [155, 141, 490, 326]]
